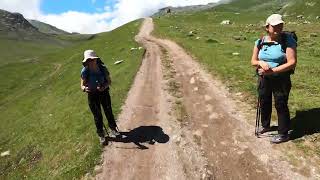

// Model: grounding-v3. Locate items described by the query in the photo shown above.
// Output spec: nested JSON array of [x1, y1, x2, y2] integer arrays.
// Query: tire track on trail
[[95, 18, 320, 180]]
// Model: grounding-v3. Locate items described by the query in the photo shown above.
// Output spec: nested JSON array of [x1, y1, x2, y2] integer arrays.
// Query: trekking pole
[[255, 75, 262, 137], [103, 123, 109, 137], [255, 95, 261, 137]]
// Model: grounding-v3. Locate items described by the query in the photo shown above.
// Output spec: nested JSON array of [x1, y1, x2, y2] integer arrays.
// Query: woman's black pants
[[88, 89, 117, 137], [258, 75, 291, 135]]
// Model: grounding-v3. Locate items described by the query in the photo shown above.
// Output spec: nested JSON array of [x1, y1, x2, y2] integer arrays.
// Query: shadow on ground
[[290, 108, 320, 140], [107, 125, 170, 149]]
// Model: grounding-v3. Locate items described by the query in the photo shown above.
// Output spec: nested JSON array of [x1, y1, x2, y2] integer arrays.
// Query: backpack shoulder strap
[[257, 35, 265, 50], [280, 32, 288, 52], [99, 64, 107, 77], [280, 32, 297, 75], [97, 59, 110, 84], [81, 67, 90, 85], [279, 31, 298, 52]]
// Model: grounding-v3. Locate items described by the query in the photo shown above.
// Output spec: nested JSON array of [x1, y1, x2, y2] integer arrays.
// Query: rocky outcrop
[[0, 9, 38, 32], [0, 9, 46, 40]]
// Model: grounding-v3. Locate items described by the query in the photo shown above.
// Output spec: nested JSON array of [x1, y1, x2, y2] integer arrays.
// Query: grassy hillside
[[281, 0, 320, 17], [0, 19, 144, 178], [154, 0, 320, 158]]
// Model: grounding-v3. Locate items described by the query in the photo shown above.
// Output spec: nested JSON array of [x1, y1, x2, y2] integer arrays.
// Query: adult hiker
[[251, 14, 297, 143], [80, 49, 120, 145]]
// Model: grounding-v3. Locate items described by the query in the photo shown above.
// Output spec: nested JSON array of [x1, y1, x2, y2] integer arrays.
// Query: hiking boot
[[270, 134, 289, 144], [258, 127, 272, 134], [99, 136, 107, 146], [110, 128, 121, 137]]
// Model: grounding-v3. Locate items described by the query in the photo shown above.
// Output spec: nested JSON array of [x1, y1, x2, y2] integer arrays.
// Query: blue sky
[[0, 0, 221, 34], [41, 0, 110, 14]]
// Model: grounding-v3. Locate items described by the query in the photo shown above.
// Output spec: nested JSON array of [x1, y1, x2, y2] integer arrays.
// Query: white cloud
[[107, 0, 222, 31], [0, 0, 42, 19], [39, 11, 113, 34], [0, 0, 221, 34], [104, 6, 111, 12]]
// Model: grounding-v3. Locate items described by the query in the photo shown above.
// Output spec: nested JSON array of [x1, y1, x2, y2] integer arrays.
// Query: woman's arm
[[251, 46, 260, 67], [80, 78, 90, 92], [106, 75, 112, 86], [272, 47, 297, 73]]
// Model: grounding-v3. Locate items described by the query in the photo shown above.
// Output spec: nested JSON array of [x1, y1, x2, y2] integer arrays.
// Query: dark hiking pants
[[88, 89, 117, 137], [258, 75, 291, 135]]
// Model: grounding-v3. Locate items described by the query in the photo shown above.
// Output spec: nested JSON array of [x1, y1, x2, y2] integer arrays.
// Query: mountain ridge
[[28, 19, 70, 35]]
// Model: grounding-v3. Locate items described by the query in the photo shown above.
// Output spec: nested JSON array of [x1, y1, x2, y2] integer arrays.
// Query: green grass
[[281, 0, 320, 18], [153, 1, 320, 159], [0, 39, 62, 66], [0, 20, 144, 179]]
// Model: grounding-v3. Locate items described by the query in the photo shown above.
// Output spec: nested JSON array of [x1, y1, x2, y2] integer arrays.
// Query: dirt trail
[[96, 18, 205, 180], [96, 18, 320, 180]]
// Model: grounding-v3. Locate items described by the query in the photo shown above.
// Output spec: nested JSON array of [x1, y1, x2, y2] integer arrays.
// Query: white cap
[[82, 50, 99, 63], [265, 14, 284, 26]]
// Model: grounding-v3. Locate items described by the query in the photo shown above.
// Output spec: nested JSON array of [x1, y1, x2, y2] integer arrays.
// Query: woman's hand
[[82, 86, 91, 92], [81, 78, 90, 92], [258, 68, 273, 75], [97, 86, 104, 92], [258, 61, 270, 71], [97, 85, 108, 92]]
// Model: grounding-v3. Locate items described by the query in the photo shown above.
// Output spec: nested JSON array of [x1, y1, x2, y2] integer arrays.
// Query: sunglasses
[[87, 58, 97, 62]]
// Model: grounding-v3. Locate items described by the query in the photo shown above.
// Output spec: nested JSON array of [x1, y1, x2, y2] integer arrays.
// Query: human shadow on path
[[290, 108, 320, 140], [107, 125, 170, 150]]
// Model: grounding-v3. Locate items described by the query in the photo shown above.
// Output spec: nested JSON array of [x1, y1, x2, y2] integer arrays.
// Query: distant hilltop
[[0, 9, 39, 35], [0, 9, 71, 41], [154, 3, 217, 16], [153, 0, 232, 16], [28, 19, 70, 35]]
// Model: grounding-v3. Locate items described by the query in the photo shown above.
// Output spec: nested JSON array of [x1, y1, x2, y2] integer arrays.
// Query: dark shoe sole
[[258, 127, 271, 134], [100, 140, 108, 146], [270, 137, 289, 144]]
